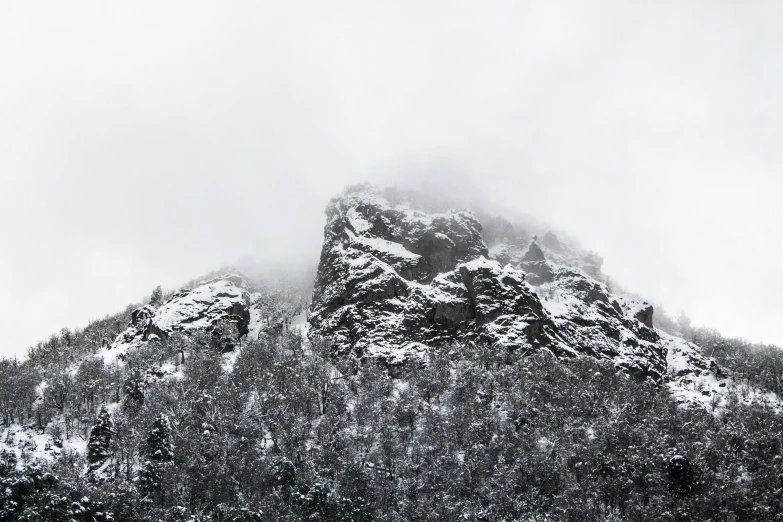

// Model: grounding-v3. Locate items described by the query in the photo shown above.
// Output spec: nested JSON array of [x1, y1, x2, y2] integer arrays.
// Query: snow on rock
[[663, 333, 781, 411], [111, 274, 255, 354], [310, 187, 557, 367], [104, 272, 308, 371], [537, 268, 665, 382], [309, 186, 769, 409], [489, 231, 603, 284]]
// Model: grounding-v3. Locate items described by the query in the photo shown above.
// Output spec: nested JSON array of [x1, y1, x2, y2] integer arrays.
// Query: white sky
[[1, 0, 781, 356]]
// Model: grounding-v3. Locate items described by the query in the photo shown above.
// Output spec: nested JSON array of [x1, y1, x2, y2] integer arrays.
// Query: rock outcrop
[[309, 188, 557, 366], [309, 187, 671, 382], [112, 275, 253, 353], [106, 186, 774, 411], [537, 269, 665, 381], [490, 230, 603, 282], [519, 239, 555, 285]]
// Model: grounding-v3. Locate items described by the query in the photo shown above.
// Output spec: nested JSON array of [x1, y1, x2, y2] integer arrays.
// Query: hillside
[[1, 186, 782, 521]]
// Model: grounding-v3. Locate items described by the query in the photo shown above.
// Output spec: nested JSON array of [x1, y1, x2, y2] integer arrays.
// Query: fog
[[1, 1, 782, 356]]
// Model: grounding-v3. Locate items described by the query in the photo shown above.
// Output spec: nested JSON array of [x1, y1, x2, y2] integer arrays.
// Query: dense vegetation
[[655, 308, 783, 398], [1, 289, 783, 520], [5, 188, 781, 520]]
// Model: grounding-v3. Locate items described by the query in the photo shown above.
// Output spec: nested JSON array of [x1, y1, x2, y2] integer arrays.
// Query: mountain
[[308, 186, 775, 410], [1, 185, 782, 521]]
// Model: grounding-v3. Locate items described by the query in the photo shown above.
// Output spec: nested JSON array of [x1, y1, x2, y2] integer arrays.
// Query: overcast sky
[[1, 0, 782, 356]]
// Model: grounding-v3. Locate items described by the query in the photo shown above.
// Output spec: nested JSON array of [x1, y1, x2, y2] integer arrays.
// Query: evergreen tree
[[146, 414, 173, 464], [86, 407, 113, 474], [149, 286, 163, 307], [139, 414, 173, 497]]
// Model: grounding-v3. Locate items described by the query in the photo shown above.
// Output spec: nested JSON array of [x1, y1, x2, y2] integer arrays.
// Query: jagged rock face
[[520, 240, 555, 285], [318, 189, 488, 285], [537, 268, 665, 382], [310, 188, 774, 397], [310, 190, 557, 366], [523, 240, 546, 262], [490, 231, 603, 282], [309, 189, 670, 381], [113, 275, 252, 352]]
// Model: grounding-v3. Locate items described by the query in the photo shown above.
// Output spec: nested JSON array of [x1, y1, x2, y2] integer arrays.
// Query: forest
[[1, 280, 783, 521]]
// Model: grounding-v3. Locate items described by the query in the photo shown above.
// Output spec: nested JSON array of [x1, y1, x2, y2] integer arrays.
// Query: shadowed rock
[[309, 189, 557, 367], [519, 239, 555, 285], [309, 188, 670, 382]]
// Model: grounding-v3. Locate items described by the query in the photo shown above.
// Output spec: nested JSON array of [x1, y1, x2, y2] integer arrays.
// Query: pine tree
[[146, 414, 173, 464], [150, 285, 163, 307], [122, 367, 147, 406], [86, 407, 113, 474], [139, 414, 173, 497]]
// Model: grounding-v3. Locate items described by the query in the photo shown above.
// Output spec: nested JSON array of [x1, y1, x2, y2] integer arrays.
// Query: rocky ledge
[[112, 274, 253, 353]]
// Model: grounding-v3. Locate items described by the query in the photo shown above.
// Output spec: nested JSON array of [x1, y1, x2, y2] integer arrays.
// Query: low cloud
[[1, 0, 781, 355]]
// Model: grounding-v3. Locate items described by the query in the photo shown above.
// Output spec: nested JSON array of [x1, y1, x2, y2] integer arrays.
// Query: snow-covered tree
[[86, 406, 113, 474], [149, 286, 163, 307], [146, 414, 173, 464], [139, 414, 173, 497]]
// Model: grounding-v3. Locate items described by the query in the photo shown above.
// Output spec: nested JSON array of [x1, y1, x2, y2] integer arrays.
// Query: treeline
[[0, 304, 135, 433], [0, 275, 307, 441], [1, 274, 782, 521], [656, 309, 783, 397], [3, 327, 783, 520]]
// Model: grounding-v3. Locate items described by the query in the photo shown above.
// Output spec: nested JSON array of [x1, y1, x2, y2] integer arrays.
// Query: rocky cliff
[[111, 274, 254, 354], [309, 188, 560, 367], [309, 186, 770, 409], [102, 186, 776, 411]]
